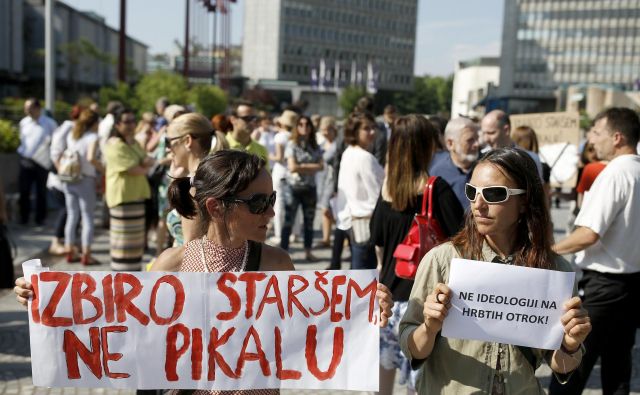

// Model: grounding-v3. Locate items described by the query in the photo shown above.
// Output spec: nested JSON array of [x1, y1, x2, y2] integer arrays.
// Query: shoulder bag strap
[[245, 241, 262, 271], [421, 176, 438, 219]]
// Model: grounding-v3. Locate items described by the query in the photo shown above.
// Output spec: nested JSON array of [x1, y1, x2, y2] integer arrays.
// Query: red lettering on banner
[[150, 275, 185, 325], [309, 271, 330, 316], [256, 275, 285, 320], [100, 326, 130, 379], [346, 278, 377, 322], [207, 327, 238, 380], [165, 323, 190, 381], [191, 328, 203, 380], [63, 327, 102, 379], [235, 326, 271, 377], [72, 274, 103, 325], [287, 275, 310, 318], [330, 275, 347, 322], [41, 272, 72, 327], [274, 326, 301, 380], [30, 274, 40, 323], [102, 275, 115, 323], [238, 273, 267, 319], [305, 325, 344, 380], [216, 273, 240, 321], [114, 273, 150, 325]]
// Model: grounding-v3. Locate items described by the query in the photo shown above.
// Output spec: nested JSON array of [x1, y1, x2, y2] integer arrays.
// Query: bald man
[[481, 110, 543, 179]]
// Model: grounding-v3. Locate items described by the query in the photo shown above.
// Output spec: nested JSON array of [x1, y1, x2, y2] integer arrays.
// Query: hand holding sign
[[376, 283, 394, 327], [560, 297, 591, 353], [423, 283, 452, 335]]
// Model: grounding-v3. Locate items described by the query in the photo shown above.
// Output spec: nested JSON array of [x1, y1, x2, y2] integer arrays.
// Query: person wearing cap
[[227, 102, 270, 170], [270, 109, 301, 245]]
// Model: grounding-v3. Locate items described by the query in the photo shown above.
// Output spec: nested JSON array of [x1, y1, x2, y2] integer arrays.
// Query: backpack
[[57, 148, 82, 183], [393, 176, 447, 280]]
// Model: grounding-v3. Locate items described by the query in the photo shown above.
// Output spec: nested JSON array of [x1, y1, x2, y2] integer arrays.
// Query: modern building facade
[[451, 57, 500, 118], [242, 0, 417, 92], [0, 0, 147, 102], [498, 0, 640, 113]]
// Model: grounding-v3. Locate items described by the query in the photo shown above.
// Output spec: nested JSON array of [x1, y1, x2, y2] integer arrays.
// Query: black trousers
[[549, 270, 640, 395], [50, 188, 67, 239], [328, 227, 351, 270], [18, 158, 49, 224]]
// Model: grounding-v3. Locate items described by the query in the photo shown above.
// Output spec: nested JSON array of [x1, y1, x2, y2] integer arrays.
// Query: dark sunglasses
[[465, 183, 526, 204], [226, 191, 276, 214], [241, 115, 258, 123], [165, 134, 188, 148]]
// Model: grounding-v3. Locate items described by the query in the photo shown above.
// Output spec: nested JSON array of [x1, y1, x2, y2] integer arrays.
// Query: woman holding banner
[[399, 147, 591, 394]]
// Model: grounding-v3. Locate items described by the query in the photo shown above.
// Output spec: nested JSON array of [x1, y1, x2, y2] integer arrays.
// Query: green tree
[[339, 85, 367, 115], [134, 71, 189, 113], [99, 82, 136, 110], [395, 75, 453, 116], [0, 119, 20, 153], [187, 85, 227, 118]]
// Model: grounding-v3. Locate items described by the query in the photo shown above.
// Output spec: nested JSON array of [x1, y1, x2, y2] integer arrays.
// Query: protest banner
[[22, 260, 380, 391], [510, 112, 581, 188], [441, 258, 575, 350]]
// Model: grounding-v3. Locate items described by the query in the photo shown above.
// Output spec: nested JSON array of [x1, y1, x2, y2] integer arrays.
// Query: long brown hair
[[72, 109, 100, 140], [290, 115, 318, 149], [451, 147, 554, 269], [387, 115, 435, 211]]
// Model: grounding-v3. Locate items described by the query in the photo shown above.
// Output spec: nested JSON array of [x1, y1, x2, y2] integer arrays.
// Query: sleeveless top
[[176, 237, 278, 395]]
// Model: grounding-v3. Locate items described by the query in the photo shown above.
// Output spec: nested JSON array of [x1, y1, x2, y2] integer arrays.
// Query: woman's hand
[[423, 283, 452, 335], [376, 283, 394, 327], [560, 296, 591, 353], [14, 277, 33, 308]]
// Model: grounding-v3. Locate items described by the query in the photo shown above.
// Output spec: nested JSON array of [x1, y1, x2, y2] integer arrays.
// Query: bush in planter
[[0, 120, 19, 153]]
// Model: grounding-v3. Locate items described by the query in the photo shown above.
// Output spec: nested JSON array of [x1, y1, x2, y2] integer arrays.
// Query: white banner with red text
[[22, 260, 379, 391]]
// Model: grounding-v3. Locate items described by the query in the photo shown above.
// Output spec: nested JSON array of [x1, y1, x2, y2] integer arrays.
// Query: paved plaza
[[0, 202, 638, 394]]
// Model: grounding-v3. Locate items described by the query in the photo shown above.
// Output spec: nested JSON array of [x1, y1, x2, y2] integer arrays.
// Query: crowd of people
[[10, 93, 640, 394]]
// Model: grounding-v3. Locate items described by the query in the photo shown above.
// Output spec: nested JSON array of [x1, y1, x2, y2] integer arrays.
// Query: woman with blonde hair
[[62, 108, 104, 264], [163, 112, 228, 247]]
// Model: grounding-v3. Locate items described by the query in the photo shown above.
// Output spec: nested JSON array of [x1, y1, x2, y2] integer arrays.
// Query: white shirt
[[271, 130, 291, 182], [98, 114, 115, 152], [574, 154, 640, 274], [50, 120, 74, 162], [17, 115, 57, 158], [67, 132, 100, 178], [335, 145, 384, 230]]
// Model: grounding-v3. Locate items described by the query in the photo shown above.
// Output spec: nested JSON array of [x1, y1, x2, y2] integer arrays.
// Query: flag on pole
[[350, 60, 356, 86], [334, 60, 340, 90], [366, 61, 377, 94], [319, 58, 326, 91], [311, 67, 318, 90]]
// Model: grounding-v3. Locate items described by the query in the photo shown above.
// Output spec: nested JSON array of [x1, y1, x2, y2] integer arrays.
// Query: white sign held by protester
[[23, 260, 380, 391], [442, 258, 575, 350]]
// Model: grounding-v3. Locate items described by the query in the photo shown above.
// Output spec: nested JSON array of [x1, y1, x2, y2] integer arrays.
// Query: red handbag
[[393, 176, 447, 280]]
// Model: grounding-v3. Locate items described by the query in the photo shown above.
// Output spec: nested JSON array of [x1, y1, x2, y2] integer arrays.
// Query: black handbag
[[0, 225, 16, 289]]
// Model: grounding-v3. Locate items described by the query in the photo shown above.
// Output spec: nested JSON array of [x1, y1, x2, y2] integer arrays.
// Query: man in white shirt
[[549, 107, 640, 395], [17, 98, 57, 225], [480, 110, 544, 179]]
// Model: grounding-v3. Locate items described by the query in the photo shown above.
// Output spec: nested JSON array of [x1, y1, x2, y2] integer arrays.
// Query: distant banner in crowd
[[510, 111, 582, 188], [442, 258, 575, 350], [22, 260, 380, 391]]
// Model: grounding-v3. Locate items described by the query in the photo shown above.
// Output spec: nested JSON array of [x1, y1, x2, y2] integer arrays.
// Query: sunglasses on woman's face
[[465, 183, 526, 204], [165, 134, 188, 149], [226, 191, 276, 214]]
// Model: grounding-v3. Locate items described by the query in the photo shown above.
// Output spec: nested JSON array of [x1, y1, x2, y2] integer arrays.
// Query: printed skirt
[[109, 201, 145, 271]]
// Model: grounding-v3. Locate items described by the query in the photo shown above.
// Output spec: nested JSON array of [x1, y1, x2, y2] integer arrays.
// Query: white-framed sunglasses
[[465, 183, 526, 204]]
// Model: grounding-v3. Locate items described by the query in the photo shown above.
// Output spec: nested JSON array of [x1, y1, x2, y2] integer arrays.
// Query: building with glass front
[[497, 0, 640, 113], [242, 0, 417, 92]]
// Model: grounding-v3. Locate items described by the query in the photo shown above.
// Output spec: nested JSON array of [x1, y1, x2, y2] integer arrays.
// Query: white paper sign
[[23, 264, 379, 391], [442, 259, 575, 350]]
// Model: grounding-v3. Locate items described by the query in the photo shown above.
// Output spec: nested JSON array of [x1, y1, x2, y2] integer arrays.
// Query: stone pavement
[[0, 201, 638, 394]]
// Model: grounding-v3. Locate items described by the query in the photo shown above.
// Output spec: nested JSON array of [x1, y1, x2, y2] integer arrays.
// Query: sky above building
[[60, 0, 503, 77]]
